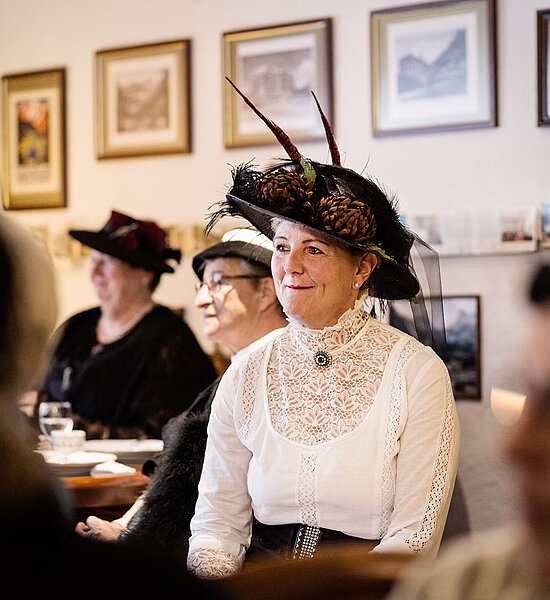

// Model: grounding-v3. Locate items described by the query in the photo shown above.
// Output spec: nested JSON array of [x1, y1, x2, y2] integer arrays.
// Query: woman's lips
[[285, 284, 313, 290]]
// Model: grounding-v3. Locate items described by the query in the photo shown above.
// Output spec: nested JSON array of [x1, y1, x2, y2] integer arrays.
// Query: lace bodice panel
[[267, 303, 399, 445]]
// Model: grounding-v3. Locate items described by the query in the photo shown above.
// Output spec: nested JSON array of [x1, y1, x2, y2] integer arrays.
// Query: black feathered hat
[[207, 80, 420, 301], [70, 210, 181, 274]]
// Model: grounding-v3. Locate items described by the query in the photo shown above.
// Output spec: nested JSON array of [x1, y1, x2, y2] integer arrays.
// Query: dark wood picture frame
[[389, 295, 481, 399], [538, 9, 550, 126]]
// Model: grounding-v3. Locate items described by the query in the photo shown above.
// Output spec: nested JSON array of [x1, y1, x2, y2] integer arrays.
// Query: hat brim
[[69, 230, 175, 273], [224, 195, 419, 300], [192, 239, 273, 278]]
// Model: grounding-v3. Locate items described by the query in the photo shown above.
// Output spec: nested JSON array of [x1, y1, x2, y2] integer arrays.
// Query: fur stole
[[121, 390, 215, 560]]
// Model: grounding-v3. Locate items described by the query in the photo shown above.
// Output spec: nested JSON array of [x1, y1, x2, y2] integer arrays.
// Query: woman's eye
[[307, 246, 324, 255], [275, 244, 288, 252]]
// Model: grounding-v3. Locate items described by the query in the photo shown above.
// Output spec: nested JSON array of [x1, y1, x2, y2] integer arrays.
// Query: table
[[61, 465, 150, 523]]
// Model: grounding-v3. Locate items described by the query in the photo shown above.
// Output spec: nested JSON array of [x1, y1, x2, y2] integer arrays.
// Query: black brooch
[[313, 350, 332, 368]]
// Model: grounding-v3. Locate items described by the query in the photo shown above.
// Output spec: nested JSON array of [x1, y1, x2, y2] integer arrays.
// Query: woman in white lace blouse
[[187, 84, 459, 579]]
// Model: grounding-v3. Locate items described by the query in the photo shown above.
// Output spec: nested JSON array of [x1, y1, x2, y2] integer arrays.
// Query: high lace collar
[[287, 300, 370, 353]]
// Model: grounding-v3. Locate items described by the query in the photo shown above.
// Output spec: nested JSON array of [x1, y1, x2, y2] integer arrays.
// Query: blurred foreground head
[[499, 263, 550, 578], [0, 214, 58, 399]]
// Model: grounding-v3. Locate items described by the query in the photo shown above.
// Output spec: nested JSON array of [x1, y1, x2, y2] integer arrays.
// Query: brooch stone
[[313, 350, 332, 368]]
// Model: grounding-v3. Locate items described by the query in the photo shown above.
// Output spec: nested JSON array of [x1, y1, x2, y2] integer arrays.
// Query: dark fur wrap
[[120, 380, 219, 561]]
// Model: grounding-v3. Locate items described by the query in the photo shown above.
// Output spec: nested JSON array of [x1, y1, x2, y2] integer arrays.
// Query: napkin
[[90, 460, 137, 478]]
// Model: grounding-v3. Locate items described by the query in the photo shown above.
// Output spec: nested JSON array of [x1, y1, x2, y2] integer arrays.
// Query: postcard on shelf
[[403, 206, 537, 257]]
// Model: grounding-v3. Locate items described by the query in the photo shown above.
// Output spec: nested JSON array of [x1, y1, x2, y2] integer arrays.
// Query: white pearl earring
[[354, 282, 360, 288]]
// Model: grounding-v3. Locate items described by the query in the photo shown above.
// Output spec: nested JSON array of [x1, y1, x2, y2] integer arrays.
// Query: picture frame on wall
[[371, 0, 497, 136], [95, 39, 191, 159], [538, 9, 550, 126], [389, 295, 481, 399], [223, 18, 333, 148], [1, 68, 67, 210]]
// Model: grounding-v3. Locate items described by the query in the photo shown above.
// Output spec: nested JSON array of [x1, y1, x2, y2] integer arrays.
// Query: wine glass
[[38, 401, 73, 449]]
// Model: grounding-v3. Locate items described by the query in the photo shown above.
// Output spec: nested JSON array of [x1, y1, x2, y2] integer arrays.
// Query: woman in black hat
[[186, 85, 460, 579], [34, 210, 217, 440]]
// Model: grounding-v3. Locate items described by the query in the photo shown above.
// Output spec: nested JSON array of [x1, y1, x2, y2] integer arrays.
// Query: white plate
[[37, 450, 118, 477], [83, 439, 163, 463]]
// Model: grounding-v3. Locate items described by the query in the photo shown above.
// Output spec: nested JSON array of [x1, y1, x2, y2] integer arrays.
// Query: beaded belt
[[292, 524, 323, 559], [248, 520, 378, 563]]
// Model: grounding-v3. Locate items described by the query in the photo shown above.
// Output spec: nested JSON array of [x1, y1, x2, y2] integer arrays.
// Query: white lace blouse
[[187, 302, 460, 579]]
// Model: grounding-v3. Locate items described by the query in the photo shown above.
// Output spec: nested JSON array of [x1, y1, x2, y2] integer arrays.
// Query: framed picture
[[223, 19, 333, 148], [95, 39, 191, 159], [538, 9, 550, 126], [389, 295, 481, 399], [371, 0, 497, 136], [1, 68, 66, 210]]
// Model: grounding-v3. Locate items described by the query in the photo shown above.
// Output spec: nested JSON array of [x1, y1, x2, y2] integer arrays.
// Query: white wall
[[2, 0, 549, 532]]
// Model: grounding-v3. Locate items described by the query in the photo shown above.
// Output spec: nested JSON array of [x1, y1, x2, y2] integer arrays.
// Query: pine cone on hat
[[258, 170, 315, 214], [316, 195, 377, 244]]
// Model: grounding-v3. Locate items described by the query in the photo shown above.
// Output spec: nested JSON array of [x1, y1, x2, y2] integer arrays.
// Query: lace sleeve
[[376, 341, 459, 557], [187, 548, 241, 580]]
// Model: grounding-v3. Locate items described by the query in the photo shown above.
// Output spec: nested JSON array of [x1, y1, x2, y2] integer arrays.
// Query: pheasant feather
[[225, 77, 302, 162], [311, 91, 341, 166]]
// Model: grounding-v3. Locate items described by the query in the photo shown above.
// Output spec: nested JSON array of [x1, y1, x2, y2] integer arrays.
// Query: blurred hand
[[75, 515, 125, 542]]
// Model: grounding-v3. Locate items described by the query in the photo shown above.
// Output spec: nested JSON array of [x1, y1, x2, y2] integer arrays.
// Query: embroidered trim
[[187, 548, 240, 580], [403, 371, 456, 552], [379, 339, 418, 534], [237, 345, 268, 440], [297, 453, 318, 526]]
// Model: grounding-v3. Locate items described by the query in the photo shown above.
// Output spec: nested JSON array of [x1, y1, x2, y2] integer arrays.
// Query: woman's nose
[[283, 248, 304, 274]]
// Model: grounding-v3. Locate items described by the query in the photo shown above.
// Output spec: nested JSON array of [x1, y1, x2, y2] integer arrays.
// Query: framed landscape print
[[223, 19, 333, 148], [538, 9, 550, 126], [95, 39, 191, 158], [1, 68, 66, 210], [390, 295, 481, 399], [371, 0, 496, 136]]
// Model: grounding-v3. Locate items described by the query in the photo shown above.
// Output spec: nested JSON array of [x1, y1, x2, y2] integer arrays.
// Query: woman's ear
[[356, 253, 378, 287]]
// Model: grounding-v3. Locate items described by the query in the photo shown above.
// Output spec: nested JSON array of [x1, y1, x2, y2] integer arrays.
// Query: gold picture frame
[[1, 68, 67, 210], [223, 19, 333, 148], [95, 39, 191, 159]]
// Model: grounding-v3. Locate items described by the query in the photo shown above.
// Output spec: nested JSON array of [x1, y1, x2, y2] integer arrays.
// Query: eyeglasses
[[194, 273, 263, 294]]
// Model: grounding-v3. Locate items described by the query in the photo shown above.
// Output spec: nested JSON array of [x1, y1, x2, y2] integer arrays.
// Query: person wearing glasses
[[74, 228, 287, 557], [29, 210, 217, 440]]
